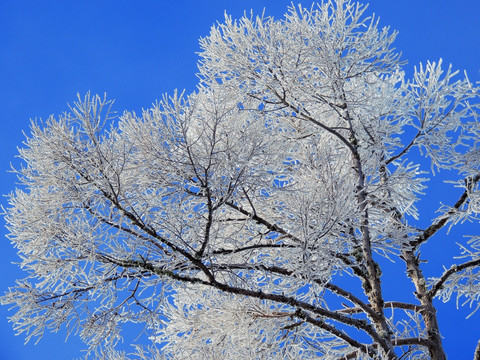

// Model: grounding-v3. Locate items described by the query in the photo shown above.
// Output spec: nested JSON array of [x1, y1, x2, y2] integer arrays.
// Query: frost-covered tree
[[2, 1, 480, 359]]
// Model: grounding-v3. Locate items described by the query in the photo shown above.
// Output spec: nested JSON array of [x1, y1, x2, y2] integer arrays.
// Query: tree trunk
[[402, 250, 446, 360], [422, 303, 446, 360], [474, 339, 480, 360]]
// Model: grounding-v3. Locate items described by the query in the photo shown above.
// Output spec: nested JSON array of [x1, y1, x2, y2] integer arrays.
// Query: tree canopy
[[2, 1, 480, 359]]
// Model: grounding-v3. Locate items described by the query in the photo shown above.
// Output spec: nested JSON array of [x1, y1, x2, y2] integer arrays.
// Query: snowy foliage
[[2, 1, 480, 359]]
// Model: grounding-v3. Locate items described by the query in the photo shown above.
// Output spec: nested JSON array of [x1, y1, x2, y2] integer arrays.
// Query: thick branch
[[402, 250, 446, 360], [211, 262, 382, 323], [384, 301, 424, 312], [211, 280, 395, 357], [295, 310, 379, 359], [391, 337, 434, 348], [107, 254, 392, 355]]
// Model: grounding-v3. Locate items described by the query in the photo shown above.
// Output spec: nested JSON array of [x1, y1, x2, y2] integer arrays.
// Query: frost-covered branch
[[411, 174, 480, 248], [428, 258, 480, 300], [3, 1, 480, 358]]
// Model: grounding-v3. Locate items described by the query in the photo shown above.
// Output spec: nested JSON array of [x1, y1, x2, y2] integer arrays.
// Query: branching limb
[[98, 255, 210, 287], [103, 254, 395, 357], [75, 168, 217, 283], [428, 258, 480, 299], [386, 130, 423, 165], [325, 282, 381, 322], [410, 173, 480, 248], [294, 309, 380, 359], [211, 280, 396, 359], [225, 201, 301, 243]]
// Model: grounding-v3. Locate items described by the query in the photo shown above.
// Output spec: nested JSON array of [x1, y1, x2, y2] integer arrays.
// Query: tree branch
[[294, 309, 380, 359], [337, 301, 424, 315], [100, 254, 392, 355], [391, 337, 434, 348], [212, 243, 297, 255], [98, 254, 210, 287], [210, 279, 396, 357], [197, 183, 214, 258], [428, 258, 480, 299], [225, 201, 301, 242], [385, 129, 423, 165], [410, 173, 480, 248], [325, 282, 382, 322]]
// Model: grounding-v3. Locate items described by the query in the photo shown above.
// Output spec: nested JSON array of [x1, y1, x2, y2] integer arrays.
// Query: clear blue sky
[[1, 1, 479, 359]]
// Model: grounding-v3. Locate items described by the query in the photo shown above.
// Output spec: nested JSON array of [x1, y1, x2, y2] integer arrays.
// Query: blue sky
[[0, 1, 479, 359]]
